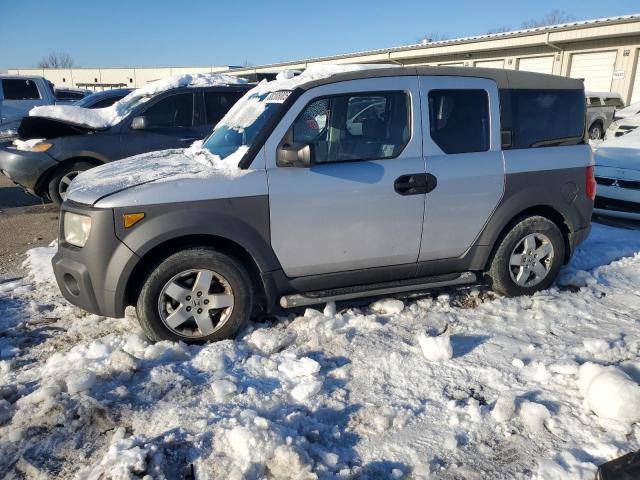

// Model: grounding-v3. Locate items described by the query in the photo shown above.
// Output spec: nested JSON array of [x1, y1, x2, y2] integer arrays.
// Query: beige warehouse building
[[9, 14, 640, 104]]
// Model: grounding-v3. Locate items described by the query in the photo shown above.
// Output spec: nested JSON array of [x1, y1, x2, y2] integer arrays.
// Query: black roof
[[300, 66, 584, 91]]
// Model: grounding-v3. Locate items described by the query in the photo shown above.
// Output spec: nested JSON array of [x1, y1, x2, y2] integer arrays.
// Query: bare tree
[[416, 31, 449, 44], [487, 26, 512, 34], [37, 52, 75, 69], [521, 10, 575, 29]]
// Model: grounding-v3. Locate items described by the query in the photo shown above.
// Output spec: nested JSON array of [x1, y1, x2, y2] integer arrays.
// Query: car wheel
[[487, 216, 565, 297], [588, 122, 603, 141], [136, 248, 253, 343], [47, 161, 95, 206]]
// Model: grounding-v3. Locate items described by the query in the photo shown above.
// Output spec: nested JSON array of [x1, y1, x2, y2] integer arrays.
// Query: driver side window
[[142, 93, 194, 129], [290, 92, 410, 163]]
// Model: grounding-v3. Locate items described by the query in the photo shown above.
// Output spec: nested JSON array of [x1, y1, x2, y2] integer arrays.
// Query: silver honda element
[[52, 66, 594, 343]]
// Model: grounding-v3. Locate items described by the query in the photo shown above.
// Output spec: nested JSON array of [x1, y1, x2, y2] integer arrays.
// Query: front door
[[119, 92, 200, 159], [266, 76, 426, 278], [417, 76, 505, 263]]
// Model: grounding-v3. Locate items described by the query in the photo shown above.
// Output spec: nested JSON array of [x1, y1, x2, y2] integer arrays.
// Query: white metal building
[[8, 14, 640, 104]]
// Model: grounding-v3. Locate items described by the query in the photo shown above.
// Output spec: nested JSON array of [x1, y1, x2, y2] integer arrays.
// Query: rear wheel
[[487, 216, 565, 297], [136, 248, 253, 343], [47, 161, 95, 205]]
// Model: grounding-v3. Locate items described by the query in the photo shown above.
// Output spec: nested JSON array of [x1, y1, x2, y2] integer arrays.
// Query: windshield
[[202, 90, 289, 159]]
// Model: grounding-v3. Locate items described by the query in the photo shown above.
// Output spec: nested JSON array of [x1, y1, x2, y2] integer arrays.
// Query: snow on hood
[[66, 141, 249, 205], [614, 102, 640, 120], [595, 129, 640, 171], [28, 73, 248, 130]]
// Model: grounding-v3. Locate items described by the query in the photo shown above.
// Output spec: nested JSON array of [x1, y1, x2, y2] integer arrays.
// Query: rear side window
[[204, 92, 244, 126], [428, 89, 490, 154], [2, 79, 41, 100], [509, 89, 585, 148], [89, 97, 122, 109], [143, 93, 194, 128], [290, 91, 410, 163]]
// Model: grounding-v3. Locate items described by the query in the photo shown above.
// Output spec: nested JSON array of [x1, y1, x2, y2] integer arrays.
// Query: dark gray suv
[[0, 74, 251, 204]]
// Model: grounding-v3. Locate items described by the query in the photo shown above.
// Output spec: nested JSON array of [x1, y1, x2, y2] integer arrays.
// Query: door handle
[[394, 173, 437, 195]]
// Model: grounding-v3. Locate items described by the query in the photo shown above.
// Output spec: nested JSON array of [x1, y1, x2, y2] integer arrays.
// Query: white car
[[594, 129, 640, 220], [605, 112, 640, 140], [613, 101, 640, 120]]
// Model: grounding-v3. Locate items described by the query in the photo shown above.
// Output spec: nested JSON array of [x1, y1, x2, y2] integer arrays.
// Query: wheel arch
[[124, 234, 268, 313], [484, 204, 572, 270]]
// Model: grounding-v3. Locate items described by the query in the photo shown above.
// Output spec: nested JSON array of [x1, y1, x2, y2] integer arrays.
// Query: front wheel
[[588, 122, 603, 141], [136, 248, 254, 343], [487, 216, 565, 297], [47, 161, 95, 206]]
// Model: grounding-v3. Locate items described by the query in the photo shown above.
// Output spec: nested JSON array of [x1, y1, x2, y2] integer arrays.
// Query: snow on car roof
[[28, 73, 248, 130], [251, 64, 398, 96]]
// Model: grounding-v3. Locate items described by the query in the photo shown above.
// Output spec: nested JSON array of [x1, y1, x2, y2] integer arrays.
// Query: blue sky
[[1, 0, 639, 70]]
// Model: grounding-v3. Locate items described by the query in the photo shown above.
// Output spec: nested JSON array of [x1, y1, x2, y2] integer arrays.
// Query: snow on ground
[[0, 223, 639, 479], [28, 73, 248, 129]]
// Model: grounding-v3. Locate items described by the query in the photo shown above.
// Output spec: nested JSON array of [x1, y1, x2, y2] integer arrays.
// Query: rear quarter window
[[508, 89, 585, 148]]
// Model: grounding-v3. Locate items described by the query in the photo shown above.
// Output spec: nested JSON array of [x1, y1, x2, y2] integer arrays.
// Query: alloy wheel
[[158, 268, 235, 339], [509, 233, 554, 288]]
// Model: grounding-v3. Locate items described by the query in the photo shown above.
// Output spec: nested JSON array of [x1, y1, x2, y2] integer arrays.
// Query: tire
[[487, 216, 565, 297], [588, 122, 603, 141], [136, 248, 253, 343], [47, 161, 95, 206]]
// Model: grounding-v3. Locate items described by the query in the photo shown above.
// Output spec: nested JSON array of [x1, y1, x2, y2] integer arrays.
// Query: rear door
[[119, 92, 199, 158], [417, 76, 505, 264], [266, 76, 426, 278]]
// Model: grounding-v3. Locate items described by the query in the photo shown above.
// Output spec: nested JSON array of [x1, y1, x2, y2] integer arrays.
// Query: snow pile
[[1, 222, 640, 478], [12, 138, 45, 151], [29, 73, 247, 129], [417, 329, 453, 362], [183, 139, 249, 176], [578, 363, 640, 429]]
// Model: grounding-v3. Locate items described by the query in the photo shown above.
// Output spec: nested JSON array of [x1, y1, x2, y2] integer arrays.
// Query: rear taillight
[[586, 165, 597, 201]]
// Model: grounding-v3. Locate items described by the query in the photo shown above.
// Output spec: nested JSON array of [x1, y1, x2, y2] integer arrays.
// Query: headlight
[[64, 212, 92, 247]]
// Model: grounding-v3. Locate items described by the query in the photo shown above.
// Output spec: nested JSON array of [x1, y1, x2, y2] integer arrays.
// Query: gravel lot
[[0, 175, 59, 277]]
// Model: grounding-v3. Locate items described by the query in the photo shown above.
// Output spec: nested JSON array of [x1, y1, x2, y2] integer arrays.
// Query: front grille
[[595, 196, 640, 214]]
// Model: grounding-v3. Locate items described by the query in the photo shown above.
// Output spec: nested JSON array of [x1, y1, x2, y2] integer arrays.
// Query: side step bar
[[280, 272, 477, 309]]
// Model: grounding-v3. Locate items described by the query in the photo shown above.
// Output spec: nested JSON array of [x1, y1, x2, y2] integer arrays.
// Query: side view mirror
[[277, 143, 314, 167], [131, 116, 148, 130]]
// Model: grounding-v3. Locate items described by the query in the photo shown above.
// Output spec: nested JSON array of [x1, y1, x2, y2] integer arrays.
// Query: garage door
[[518, 56, 555, 75], [631, 54, 640, 104], [474, 60, 504, 69], [569, 51, 617, 91]]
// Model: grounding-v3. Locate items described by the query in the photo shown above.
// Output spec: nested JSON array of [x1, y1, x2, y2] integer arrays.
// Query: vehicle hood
[[18, 115, 101, 140], [66, 145, 252, 207], [594, 130, 640, 172]]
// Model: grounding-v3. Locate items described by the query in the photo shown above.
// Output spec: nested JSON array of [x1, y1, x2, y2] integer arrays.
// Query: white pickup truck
[[0, 75, 58, 135]]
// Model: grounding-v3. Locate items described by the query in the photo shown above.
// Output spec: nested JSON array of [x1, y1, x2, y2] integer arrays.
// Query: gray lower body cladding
[[52, 196, 275, 318], [52, 203, 140, 318], [52, 165, 593, 318], [0, 143, 58, 194]]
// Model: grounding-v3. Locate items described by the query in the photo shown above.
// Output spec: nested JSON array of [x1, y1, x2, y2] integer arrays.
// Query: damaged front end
[[18, 116, 102, 140]]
